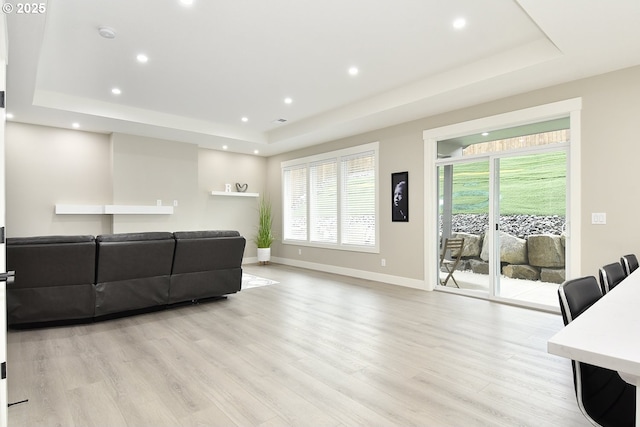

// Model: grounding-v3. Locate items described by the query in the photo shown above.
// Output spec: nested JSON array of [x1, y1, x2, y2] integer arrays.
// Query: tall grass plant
[[255, 196, 275, 248]]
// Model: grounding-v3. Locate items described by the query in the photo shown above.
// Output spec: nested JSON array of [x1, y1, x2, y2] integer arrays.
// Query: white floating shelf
[[105, 205, 174, 215], [55, 204, 174, 215], [210, 191, 259, 198], [55, 204, 104, 214]]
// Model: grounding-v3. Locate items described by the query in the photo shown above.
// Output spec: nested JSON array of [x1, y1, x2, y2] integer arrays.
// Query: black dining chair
[[620, 254, 639, 277], [599, 262, 626, 294], [558, 276, 636, 427]]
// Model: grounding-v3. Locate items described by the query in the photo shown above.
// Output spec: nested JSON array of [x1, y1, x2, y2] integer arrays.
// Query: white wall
[[5, 125, 267, 258], [198, 148, 267, 255], [5, 123, 112, 237], [111, 133, 199, 233], [266, 65, 640, 285], [6, 64, 640, 285]]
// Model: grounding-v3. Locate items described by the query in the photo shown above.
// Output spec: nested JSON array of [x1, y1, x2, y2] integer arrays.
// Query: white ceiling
[[4, 0, 640, 156]]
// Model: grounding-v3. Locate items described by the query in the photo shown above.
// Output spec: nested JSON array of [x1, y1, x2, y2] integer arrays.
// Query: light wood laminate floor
[[7, 264, 588, 426]]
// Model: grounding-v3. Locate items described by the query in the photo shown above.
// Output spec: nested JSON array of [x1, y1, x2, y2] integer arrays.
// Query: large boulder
[[480, 231, 527, 264], [456, 259, 471, 271], [528, 234, 565, 267], [541, 268, 565, 284], [470, 259, 489, 275], [452, 232, 482, 258], [503, 264, 540, 281]]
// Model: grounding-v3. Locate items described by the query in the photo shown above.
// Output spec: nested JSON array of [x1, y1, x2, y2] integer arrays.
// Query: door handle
[[0, 271, 15, 282]]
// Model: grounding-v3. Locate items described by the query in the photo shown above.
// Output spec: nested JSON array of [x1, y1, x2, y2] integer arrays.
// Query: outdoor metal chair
[[439, 237, 465, 287]]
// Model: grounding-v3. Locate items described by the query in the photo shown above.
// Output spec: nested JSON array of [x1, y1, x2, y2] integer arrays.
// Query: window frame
[[281, 142, 379, 253]]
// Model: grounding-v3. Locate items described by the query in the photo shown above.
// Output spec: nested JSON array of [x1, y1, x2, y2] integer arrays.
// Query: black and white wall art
[[392, 171, 408, 222]]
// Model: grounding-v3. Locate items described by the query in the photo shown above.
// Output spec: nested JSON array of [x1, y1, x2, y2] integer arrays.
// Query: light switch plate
[[591, 213, 606, 224]]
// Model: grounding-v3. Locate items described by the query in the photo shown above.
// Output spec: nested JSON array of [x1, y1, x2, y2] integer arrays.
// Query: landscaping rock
[[452, 232, 482, 258], [503, 264, 540, 281], [470, 259, 489, 275], [446, 213, 565, 239], [439, 214, 568, 285], [456, 259, 471, 271], [480, 231, 527, 264], [541, 268, 565, 284], [528, 234, 565, 267]]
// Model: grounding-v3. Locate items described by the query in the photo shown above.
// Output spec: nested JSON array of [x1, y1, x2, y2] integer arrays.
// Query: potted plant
[[254, 196, 274, 264]]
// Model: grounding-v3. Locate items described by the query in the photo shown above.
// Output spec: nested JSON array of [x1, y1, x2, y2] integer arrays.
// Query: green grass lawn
[[440, 151, 566, 216]]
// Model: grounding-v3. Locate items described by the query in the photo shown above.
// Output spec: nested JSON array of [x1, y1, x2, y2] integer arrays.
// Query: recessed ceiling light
[[179, 0, 194, 6], [98, 26, 116, 39], [72, 123, 80, 128], [241, 117, 248, 122], [112, 88, 122, 95], [453, 18, 466, 30], [254, 150, 259, 155], [6, 113, 13, 119], [284, 97, 293, 104], [222, 145, 228, 150], [136, 54, 149, 63], [348, 67, 359, 76], [481, 132, 489, 136]]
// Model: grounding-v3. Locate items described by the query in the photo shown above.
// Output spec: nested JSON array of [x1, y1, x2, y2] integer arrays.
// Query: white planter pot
[[257, 247, 271, 263]]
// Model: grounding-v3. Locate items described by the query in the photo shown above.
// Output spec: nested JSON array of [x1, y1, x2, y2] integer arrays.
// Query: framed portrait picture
[[392, 171, 408, 222]]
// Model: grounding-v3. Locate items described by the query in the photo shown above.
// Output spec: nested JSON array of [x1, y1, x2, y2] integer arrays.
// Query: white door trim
[[423, 98, 582, 294]]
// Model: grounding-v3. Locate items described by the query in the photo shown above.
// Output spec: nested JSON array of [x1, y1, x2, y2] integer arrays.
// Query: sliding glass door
[[494, 150, 567, 306], [438, 159, 491, 297], [435, 121, 569, 310]]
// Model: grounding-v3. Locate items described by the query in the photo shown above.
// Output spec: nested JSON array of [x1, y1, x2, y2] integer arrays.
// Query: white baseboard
[[266, 257, 427, 290], [243, 256, 258, 265]]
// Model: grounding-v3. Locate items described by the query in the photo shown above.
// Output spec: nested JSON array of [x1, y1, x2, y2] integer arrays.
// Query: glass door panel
[[495, 151, 567, 308], [438, 159, 490, 296]]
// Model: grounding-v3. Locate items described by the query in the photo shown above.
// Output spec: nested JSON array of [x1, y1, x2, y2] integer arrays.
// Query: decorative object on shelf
[[224, 183, 232, 192], [392, 171, 409, 222], [254, 195, 274, 264], [236, 183, 248, 192]]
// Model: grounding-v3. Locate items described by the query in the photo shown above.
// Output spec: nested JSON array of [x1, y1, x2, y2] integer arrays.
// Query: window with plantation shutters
[[283, 165, 307, 241], [309, 159, 337, 243], [341, 150, 375, 246], [281, 142, 378, 253]]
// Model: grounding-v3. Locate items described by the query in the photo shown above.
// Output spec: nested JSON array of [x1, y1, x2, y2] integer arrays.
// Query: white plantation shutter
[[283, 165, 307, 241], [341, 151, 375, 246], [309, 159, 337, 243], [281, 142, 378, 252]]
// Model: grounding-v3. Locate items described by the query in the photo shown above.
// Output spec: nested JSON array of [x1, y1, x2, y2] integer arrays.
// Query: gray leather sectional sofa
[[6, 230, 246, 326]]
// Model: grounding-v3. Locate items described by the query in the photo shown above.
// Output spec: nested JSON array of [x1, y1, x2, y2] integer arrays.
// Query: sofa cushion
[[173, 230, 240, 240], [7, 235, 96, 288], [95, 232, 175, 316], [6, 235, 96, 324], [8, 235, 95, 245], [96, 231, 174, 243], [96, 232, 175, 282], [171, 233, 245, 274], [169, 231, 245, 303]]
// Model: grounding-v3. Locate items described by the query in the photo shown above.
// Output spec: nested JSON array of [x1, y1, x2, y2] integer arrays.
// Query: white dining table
[[548, 267, 640, 426]]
